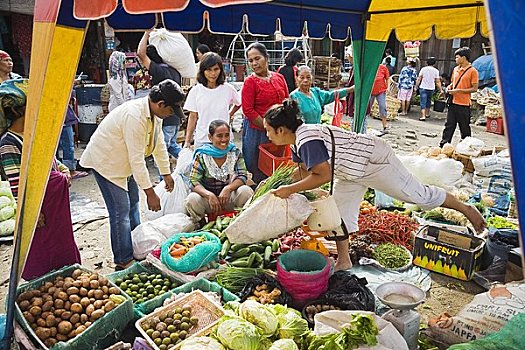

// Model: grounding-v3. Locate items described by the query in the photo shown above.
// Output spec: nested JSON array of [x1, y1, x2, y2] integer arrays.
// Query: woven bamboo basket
[[371, 95, 399, 120]]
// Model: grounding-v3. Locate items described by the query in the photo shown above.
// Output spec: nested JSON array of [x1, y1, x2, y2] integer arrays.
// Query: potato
[[94, 289, 104, 300], [98, 276, 109, 287], [35, 327, 51, 341], [41, 312, 52, 319], [81, 278, 90, 289], [54, 299, 64, 309], [57, 291, 69, 301], [85, 304, 95, 316], [104, 300, 115, 312], [54, 309, 65, 317], [72, 280, 82, 288], [55, 280, 65, 289], [61, 311, 72, 320], [44, 338, 58, 347], [93, 300, 104, 309], [87, 289, 95, 298], [89, 273, 99, 281], [66, 287, 79, 296], [70, 303, 83, 314], [80, 314, 88, 324], [31, 297, 44, 307], [108, 287, 119, 295], [32, 290, 42, 297], [76, 325, 87, 335], [74, 322, 81, 329], [79, 287, 88, 297], [63, 281, 73, 290], [90, 309, 105, 320], [42, 300, 54, 312], [102, 294, 108, 300], [18, 300, 30, 311], [80, 297, 91, 308], [42, 294, 53, 303], [89, 280, 100, 290], [69, 295, 81, 304], [89, 298, 96, 303], [84, 321, 92, 327], [69, 313, 80, 325], [47, 286, 57, 295], [64, 277, 75, 284], [68, 329, 78, 338], [57, 320, 73, 335], [56, 333, 68, 342], [72, 269, 83, 279], [39, 285, 47, 293], [29, 306, 42, 317], [64, 301, 71, 311], [101, 286, 109, 295], [46, 315, 57, 327], [49, 327, 57, 337], [37, 318, 47, 327], [18, 291, 34, 302]]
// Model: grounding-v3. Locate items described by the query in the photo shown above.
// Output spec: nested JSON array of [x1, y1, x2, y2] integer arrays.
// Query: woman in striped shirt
[[264, 99, 485, 271]]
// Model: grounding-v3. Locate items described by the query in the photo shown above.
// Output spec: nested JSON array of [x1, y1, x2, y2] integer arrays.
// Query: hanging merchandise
[[148, 29, 197, 78]]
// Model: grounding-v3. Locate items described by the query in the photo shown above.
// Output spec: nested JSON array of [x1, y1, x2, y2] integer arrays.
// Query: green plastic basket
[[135, 278, 238, 318], [106, 261, 185, 320], [15, 264, 133, 350]]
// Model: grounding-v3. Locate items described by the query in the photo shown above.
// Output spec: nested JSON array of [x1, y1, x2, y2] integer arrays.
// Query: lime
[[154, 338, 162, 346], [181, 310, 191, 318], [170, 332, 179, 342], [120, 282, 128, 290], [180, 322, 189, 331], [132, 277, 141, 284], [189, 316, 198, 325], [162, 337, 171, 345], [181, 316, 190, 324], [115, 278, 123, 285], [167, 325, 176, 333]]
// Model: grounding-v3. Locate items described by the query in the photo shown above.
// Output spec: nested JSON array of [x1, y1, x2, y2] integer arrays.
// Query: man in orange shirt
[[369, 63, 390, 133], [440, 47, 479, 147]]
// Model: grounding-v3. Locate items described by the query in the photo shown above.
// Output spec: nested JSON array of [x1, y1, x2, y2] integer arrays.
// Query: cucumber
[[222, 217, 231, 226], [215, 217, 223, 231], [247, 252, 258, 267], [248, 244, 265, 253], [202, 221, 215, 230], [230, 257, 250, 267], [263, 240, 273, 246], [231, 247, 251, 258], [253, 252, 263, 264], [272, 239, 279, 252], [210, 229, 222, 237], [264, 245, 272, 265], [220, 240, 231, 258], [230, 243, 248, 252]]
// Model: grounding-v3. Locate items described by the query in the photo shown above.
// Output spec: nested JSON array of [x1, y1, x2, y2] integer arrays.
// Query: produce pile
[[114, 273, 178, 304], [413, 144, 455, 159], [348, 235, 374, 264], [303, 302, 341, 324], [140, 304, 198, 349], [221, 239, 280, 269], [357, 211, 419, 250], [215, 267, 268, 294], [169, 235, 207, 259], [17, 269, 125, 347], [487, 216, 517, 230], [422, 208, 469, 226], [276, 229, 310, 255], [0, 181, 16, 236], [373, 243, 411, 269]]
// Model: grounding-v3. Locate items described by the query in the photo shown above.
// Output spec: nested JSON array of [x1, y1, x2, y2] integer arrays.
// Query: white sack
[[132, 213, 195, 260], [398, 155, 464, 190], [314, 310, 409, 350], [455, 137, 485, 157], [224, 193, 314, 244], [149, 29, 197, 78]]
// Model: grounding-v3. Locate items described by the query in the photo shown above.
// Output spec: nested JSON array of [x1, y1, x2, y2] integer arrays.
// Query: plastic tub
[[258, 143, 292, 177]]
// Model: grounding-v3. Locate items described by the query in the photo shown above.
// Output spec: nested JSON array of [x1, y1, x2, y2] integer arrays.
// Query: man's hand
[[271, 185, 294, 199], [163, 174, 174, 192], [218, 186, 232, 207], [207, 192, 222, 213], [183, 142, 192, 149], [145, 190, 161, 211]]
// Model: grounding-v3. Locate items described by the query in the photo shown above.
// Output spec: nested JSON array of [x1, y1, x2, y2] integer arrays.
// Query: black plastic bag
[[238, 274, 292, 305], [321, 271, 375, 311]]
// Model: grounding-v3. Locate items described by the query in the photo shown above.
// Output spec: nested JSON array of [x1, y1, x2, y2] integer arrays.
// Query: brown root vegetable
[[47, 287, 57, 295], [49, 327, 57, 337], [89, 280, 100, 289], [63, 281, 73, 290], [76, 325, 87, 335], [79, 287, 88, 297], [90, 309, 105, 321], [69, 313, 80, 325], [57, 291, 69, 301], [18, 291, 34, 302], [93, 300, 104, 309], [80, 297, 91, 308], [69, 295, 81, 304], [35, 327, 51, 341], [54, 309, 65, 317], [84, 321, 92, 327], [98, 276, 109, 286], [64, 301, 72, 311], [42, 300, 54, 312], [18, 300, 30, 311], [93, 289, 104, 300], [89, 273, 99, 281], [72, 280, 82, 288], [80, 314, 88, 324], [29, 306, 42, 317], [72, 269, 83, 279], [81, 278, 90, 289], [37, 318, 47, 327], [54, 299, 64, 309], [31, 297, 43, 307], [60, 311, 72, 320], [42, 294, 53, 303], [55, 280, 65, 289], [45, 315, 57, 327], [56, 333, 68, 342], [104, 300, 115, 312], [70, 303, 83, 314], [108, 287, 119, 295], [101, 286, 109, 295], [85, 304, 95, 316], [41, 312, 52, 319], [64, 277, 75, 284], [66, 287, 79, 296], [44, 338, 58, 347], [57, 320, 73, 335], [87, 289, 95, 298]]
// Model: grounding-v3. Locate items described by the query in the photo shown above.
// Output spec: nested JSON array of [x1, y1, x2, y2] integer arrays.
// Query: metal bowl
[[375, 282, 425, 310]]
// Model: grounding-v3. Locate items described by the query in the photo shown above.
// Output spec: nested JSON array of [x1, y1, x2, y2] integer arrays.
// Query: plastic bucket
[[306, 189, 342, 231], [433, 100, 446, 112]]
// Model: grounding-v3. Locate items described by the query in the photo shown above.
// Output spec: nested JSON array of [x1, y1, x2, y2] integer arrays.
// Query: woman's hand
[[218, 186, 232, 207], [271, 185, 294, 199], [163, 174, 174, 192], [207, 192, 222, 213]]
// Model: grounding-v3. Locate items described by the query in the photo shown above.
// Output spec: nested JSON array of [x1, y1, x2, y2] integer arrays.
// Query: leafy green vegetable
[[0, 206, 15, 221], [269, 339, 298, 350], [179, 336, 225, 350], [272, 304, 309, 341], [306, 314, 378, 350], [0, 219, 15, 236], [487, 216, 517, 229], [373, 243, 411, 269], [239, 300, 278, 337], [0, 196, 12, 209], [216, 316, 261, 350], [250, 165, 295, 204], [422, 209, 445, 221], [215, 267, 268, 293]]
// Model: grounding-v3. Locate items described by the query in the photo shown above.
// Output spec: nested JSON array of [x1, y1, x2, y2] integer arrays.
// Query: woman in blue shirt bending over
[[290, 66, 354, 124]]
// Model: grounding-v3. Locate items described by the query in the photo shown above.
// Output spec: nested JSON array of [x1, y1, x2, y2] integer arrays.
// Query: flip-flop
[[71, 171, 89, 179], [419, 117, 427, 121]]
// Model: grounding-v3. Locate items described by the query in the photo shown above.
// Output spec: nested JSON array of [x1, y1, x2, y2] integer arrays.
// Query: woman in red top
[[369, 64, 390, 132], [241, 43, 289, 183]]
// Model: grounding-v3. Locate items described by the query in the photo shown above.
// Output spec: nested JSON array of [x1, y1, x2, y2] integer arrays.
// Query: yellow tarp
[[367, 0, 488, 41]]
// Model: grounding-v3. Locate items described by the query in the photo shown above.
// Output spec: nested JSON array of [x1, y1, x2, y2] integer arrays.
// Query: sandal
[[114, 260, 136, 271], [71, 171, 89, 179], [419, 117, 427, 121]]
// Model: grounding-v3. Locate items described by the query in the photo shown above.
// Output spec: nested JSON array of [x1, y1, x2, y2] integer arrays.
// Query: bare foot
[[463, 204, 486, 233], [334, 259, 353, 272]]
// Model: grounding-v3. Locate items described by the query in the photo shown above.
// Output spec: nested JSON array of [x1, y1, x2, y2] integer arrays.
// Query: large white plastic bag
[[314, 310, 408, 350], [398, 155, 463, 190], [131, 213, 195, 260], [455, 136, 485, 156], [148, 29, 197, 78], [224, 193, 314, 244]]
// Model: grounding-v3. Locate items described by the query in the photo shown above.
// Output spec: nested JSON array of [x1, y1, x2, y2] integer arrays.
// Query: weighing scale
[[376, 282, 426, 350]]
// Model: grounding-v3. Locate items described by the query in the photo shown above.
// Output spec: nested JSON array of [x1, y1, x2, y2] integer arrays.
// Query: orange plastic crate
[[258, 143, 293, 177]]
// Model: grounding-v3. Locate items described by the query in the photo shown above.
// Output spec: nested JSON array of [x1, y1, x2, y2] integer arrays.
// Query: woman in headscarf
[[185, 120, 253, 223], [108, 51, 130, 112], [0, 50, 21, 83], [0, 79, 81, 280]]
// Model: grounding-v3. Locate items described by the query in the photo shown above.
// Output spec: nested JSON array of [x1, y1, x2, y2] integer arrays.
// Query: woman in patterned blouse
[[185, 120, 253, 223]]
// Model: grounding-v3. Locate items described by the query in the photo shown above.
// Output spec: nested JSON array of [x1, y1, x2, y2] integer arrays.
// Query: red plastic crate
[[486, 118, 504, 135], [258, 143, 293, 177]]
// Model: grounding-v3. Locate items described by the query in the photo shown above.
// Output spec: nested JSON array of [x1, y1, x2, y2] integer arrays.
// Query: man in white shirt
[[415, 57, 443, 121], [80, 79, 184, 270]]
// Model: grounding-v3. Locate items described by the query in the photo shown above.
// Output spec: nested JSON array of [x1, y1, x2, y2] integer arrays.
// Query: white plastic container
[[306, 189, 342, 231]]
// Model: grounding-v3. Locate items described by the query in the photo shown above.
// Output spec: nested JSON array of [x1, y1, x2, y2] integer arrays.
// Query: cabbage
[[269, 339, 299, 350], [0, 206, 15, 221], [0, 219, 15, 236], [239, 300, 278, 337], [179, 336, 225, 350], [273, 305, 309, 340], [0, 187, 13, 199], [0, 196, 12, 209], [259, 337, 273, 350], [217, 317, 261, 350], [224, 300, 241, 315]]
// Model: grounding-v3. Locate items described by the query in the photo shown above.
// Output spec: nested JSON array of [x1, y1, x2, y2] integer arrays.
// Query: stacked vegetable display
[[357, 211, 419, 250], [114, 273, 178, 304], [0, 181, 16, 236], [17, 269, 126, 348]]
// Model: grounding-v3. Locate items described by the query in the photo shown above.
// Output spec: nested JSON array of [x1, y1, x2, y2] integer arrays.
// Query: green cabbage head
[[239, 300, 278, 337], [217, 317, 261, 350], [269, 339, 299, 350], [180, 336, 225, 350]]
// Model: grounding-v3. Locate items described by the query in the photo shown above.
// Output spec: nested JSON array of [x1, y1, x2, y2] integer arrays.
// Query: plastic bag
[[398, 155, 464, 190], [374, 191, 397, 209], [131, 213, 195, 260], [238, 274, 292, 305], [455, 137, 485, 156], [224, 193, 314, 244], [148, 29, 197, 78], [160, 231, 222, 273], [276, 250, 332, 306], [321, 271, 376, 311]]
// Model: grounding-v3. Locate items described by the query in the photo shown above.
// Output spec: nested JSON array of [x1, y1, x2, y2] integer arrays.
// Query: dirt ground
[[0, 105, 508, 324]]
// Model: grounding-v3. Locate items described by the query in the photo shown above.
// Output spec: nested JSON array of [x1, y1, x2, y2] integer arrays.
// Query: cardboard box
[[486, 117, 504, 135], [412, 226, 485, 281], [452, 152, 474, 173]]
